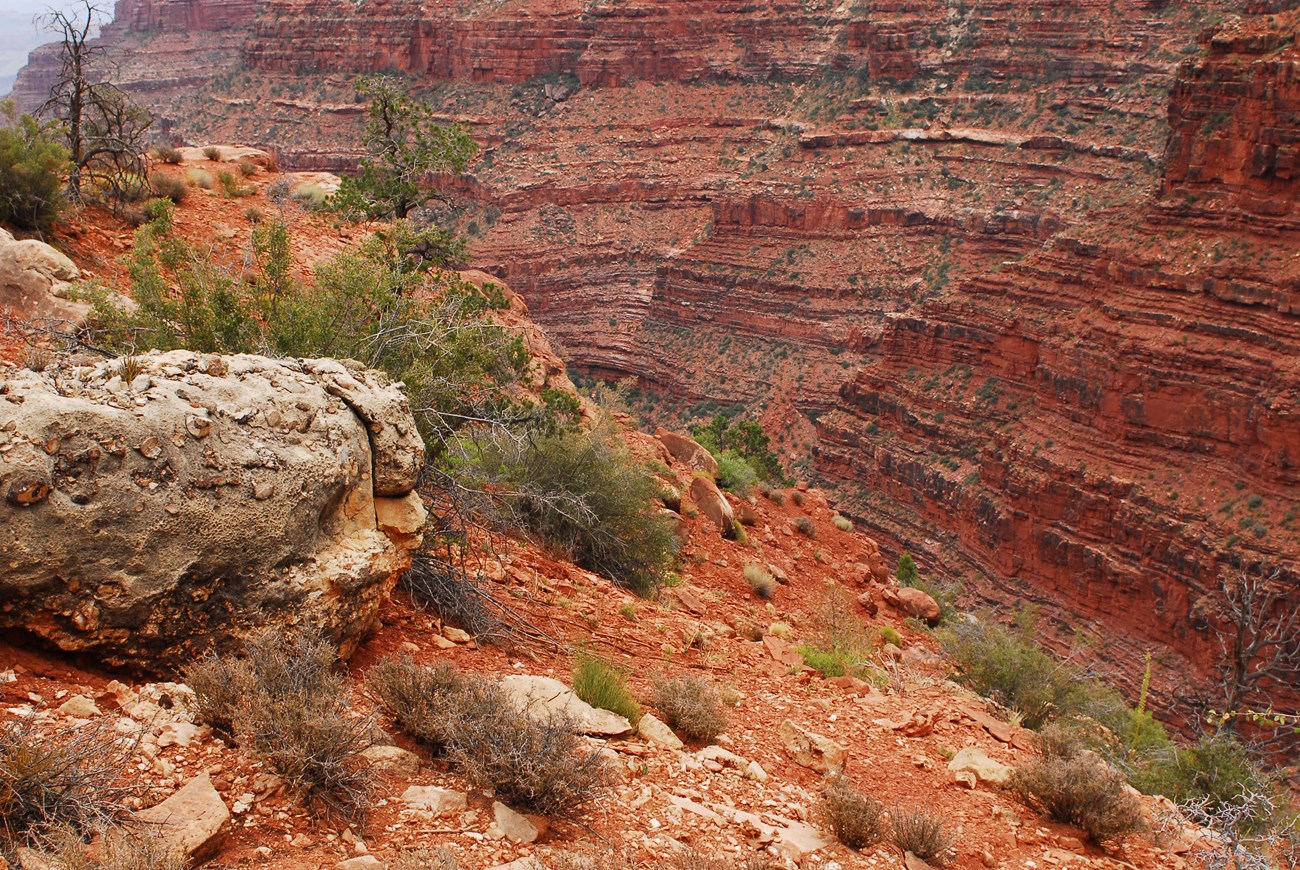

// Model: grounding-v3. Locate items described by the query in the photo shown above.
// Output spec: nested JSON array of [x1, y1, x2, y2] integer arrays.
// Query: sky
[[0, 1, 109, 96]]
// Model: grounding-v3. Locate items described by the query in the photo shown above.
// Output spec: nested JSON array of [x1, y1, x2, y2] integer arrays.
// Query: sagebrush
[[653, 675, 727, 743]]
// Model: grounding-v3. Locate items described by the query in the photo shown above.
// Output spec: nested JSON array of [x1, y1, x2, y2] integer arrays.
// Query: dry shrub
[[368, 656, 473, 755], [744, 564, 775, 600], [201, 145, 222, 161], [368, 657, 611, 818], [236, 158, 258, 177], [152, 144, 182, 164], [185, 168, 211, 189], [449, 699, 610, 818], [1011, 749, 1146, 844], [35, 823, 185, 870], [824, 776, 886, 849], [185, 629, 375, 824], [388, 846, 459, 869], [149, 174, 187, 203], [793, 516, 816, 537], [0, 720, 136, 851], [832, 514, 853, 532], [653, 675, 727, 743], [891, 805, 955, 865], [790, 489, 805, 506]]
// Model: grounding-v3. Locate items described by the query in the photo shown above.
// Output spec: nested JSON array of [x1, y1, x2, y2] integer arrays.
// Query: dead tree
[[1205, 564, 1300, 747], [38, 0, 153, 206]]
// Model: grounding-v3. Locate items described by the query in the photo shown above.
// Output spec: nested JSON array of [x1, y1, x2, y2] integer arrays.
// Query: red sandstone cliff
[[9, 0, 1298, 732]]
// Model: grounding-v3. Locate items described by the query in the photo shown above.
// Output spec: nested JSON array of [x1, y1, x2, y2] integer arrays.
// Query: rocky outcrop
[[0, 229, 87, 325], [0, 351, 426, 670]]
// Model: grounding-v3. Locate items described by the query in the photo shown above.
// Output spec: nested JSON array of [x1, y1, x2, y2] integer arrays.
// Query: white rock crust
[[0, 350, 426, 668]]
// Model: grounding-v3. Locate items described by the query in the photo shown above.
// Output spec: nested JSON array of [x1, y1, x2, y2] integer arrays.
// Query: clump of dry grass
[[891, 805, 955, 865], [743, 564, 775, 599], [653, 675, 727, 743], [369, 657, 611, 818], [185, 629, 375, 824], [823, 776, 886, 849]]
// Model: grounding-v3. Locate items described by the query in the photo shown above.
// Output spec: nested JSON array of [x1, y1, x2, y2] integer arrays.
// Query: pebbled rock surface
[[0, 350, 425, 670]]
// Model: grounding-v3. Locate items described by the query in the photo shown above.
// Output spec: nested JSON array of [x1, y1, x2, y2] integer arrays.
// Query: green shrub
[[823, 776, 886, 849], [185, 629, 375, 823], [573, 653, 642, 724], [654, 676, 727, 742], [715, 451, 759, 497], [1129, 734, 1274, 830], [743, 564, 775, 599], [464, 423, 678, 596], [890, 806, 955, 865], [0, 719, 134, 850], [691, 414, 786, 484], [217, 170, 252, 197], [0, 102, 69, 231], [896, 552, 918, 584], [794, 516, 816, 537], [1011, 749, 1145, 845], [832, 514, 853, 532], [876, 626, 902, 648], [937, 615, 1123, 729], [84, 217, 525, 454]]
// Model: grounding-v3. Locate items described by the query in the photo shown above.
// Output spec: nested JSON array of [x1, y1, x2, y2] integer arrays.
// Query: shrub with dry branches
[[891, 805, 956, 865], [1010, 740, 1145, 845], [185, 629, 375, 824], [823, 776, 886, 849], [653, 675, 727, 743], [0, 719, 137, 852]]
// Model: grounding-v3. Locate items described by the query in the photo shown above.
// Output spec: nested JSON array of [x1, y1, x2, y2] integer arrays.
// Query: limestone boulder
[[0, 351, 425, 669], [655, 428, 718, 474], [178, 144, 276, 168], [947, 747, 1012, 787], [0, 228, 87, 324], [134, 773, 230, 865], [689, 474, 735, 536], [499, 675, 632, 736], [779, 719, 847, 775]]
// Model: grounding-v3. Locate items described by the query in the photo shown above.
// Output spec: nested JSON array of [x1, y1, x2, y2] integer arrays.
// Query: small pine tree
[[0, 102, 69, 231], [896, 552, 919, 585], [331, 75, 477, 220]]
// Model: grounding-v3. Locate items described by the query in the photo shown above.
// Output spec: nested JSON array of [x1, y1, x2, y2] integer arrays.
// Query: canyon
[[11, 0, 1300, 730]]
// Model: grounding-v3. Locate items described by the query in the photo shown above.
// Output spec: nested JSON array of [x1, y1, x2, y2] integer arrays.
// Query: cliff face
[[11, 0, 1299, 727]]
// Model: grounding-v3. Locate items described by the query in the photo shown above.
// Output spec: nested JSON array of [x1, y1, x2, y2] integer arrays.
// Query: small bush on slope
[[653, 675, 727, 743], [891, 805, 955, 865], [185, 629, 375, 824], [1011, 729, 1145, 845], [572, 653, 642, 724], [462, 420, 678, 596], [369, 657, 610, 818], [823, 776, 886, 849], [0, 719, 134, 851]]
